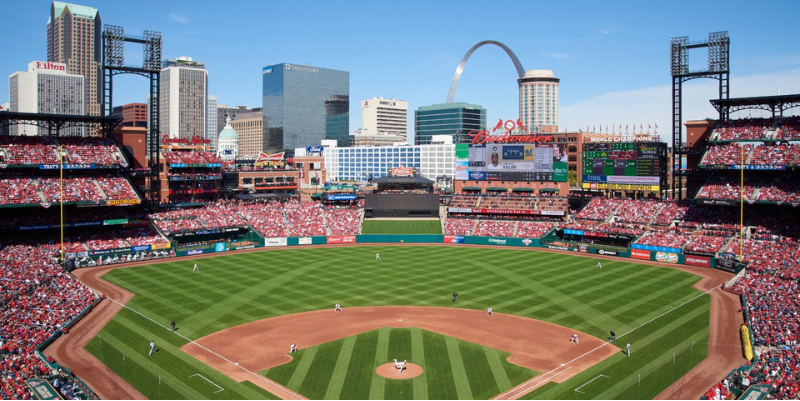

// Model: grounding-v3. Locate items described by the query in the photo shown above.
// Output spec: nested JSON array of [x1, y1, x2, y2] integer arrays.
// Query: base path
[[182, 306, 618, 396], [375, 362, 424, 379]]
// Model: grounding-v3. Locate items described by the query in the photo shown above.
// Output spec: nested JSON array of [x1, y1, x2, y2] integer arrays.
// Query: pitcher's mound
[[375, 362, 423, 379]]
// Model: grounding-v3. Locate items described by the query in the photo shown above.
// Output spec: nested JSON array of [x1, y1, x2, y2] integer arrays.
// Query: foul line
[[493, 284, 720, 400], [189, 374, 224, 393], [103, 297, 307, 400], [574, 374, 610, 394]]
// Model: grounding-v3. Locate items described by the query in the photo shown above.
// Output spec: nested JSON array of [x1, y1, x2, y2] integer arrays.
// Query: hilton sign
[[30, 61, 67, 73]]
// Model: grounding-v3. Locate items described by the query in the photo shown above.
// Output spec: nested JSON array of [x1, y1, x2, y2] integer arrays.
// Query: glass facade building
[[320, 144, 454, 182], [414, 102, 486, 145], [262, 63, 349, 153]]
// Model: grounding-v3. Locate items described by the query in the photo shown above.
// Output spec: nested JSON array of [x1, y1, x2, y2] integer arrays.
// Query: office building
[[47, 2, 101, 116], [207, 95, 217, 151], [350, 129, 407, 147], [231, 110, 265, 158], [518, 69, 560, 131], [304, 139, 454, 182], [217, 104, 260, 137], [262, 63, 349, 152], [361, 97, 408, 140], [159, 57, 208, 142], [414, 102, 486, 145], [9, 61, 85, 136], [111, 103, 147, 127]]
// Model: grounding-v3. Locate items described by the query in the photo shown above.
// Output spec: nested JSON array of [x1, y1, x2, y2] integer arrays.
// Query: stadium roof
[[710, 94, 800, 117]]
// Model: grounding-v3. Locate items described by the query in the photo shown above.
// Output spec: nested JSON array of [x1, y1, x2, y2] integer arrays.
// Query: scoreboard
[[581, 142, 666, 191], [456, 143, 568, 182]]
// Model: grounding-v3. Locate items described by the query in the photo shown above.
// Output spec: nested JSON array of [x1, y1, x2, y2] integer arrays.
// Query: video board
[[581, 142, 666, 190], [456, 144, 568, 182]]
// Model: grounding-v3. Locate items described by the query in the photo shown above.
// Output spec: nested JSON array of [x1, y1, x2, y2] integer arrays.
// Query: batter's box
[[188, 373, 225, 394], [574, 374, 611, 395]]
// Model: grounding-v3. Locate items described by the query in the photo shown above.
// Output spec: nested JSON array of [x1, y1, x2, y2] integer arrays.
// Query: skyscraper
[[361, 98, 408, 140], [207, 95, 218, 151], [159, 57, 208, 141], [47, 1, 101, 116], [262, 63, 349, 153], [9, 61, 85, 136], [414, 102, 486, 145], [518, 69, 560, 132]]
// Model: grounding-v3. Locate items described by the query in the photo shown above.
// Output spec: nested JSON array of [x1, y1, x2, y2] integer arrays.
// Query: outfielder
[[376, 253, 380, 260], [149, 340, 155, 356], [626, 343, 631, 357], [597, 261, 602, 269], [193, 263, 198, 271], [453, 291, 458, 303]]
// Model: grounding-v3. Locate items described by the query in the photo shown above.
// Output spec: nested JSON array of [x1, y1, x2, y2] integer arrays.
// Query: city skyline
[[1, 0, 799, 143]]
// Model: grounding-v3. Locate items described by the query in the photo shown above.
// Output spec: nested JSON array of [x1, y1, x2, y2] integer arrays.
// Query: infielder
[[334, 303, 342, 312], [193, 263, 198, 271], [609, 330, 616, 342], [376, 253, 380, 260], [149, 340, 155, 356], [290, 344, 298, 353], [487, 307, 493, 315], [626, 343, 631, 357], [570, 334, 579, 344], [453, 291, 458, 303]]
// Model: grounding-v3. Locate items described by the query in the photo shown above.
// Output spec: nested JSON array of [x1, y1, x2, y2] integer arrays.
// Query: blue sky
[[1, 0, 799, 142]]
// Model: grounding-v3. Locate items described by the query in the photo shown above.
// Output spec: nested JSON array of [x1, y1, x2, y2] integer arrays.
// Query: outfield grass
[[89, 246, 710, 399], [261, 328, 537, 399], [362, 220, 442, 234]]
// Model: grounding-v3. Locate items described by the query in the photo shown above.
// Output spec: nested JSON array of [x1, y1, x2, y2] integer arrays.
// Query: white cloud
[[540, 52, 569, 60], [560, 68, 800, 141], [599, 29, 613, 35], [169, 13, 188, 24]]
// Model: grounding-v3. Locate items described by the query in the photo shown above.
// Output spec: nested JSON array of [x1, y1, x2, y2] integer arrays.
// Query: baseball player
[[597, 261, 602, 269], [610, 330, 616, 342], [453, 291, 458, 303], [334, 303, 342, 312], [626, 343, 631, 357], [171, 319, 176, 332], [193, 263, 198, 271], [149, 340, 155, 356], [487, 307, 493, 315], [571, 334, 579, 344], [376, 252, 380, 260], [290, 344, 298, 353]]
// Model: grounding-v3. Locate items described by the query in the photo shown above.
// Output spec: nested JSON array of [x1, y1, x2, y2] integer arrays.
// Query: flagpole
[[60, 145, 64, 261]]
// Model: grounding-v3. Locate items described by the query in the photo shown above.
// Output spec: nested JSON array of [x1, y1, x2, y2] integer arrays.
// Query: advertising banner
[[443, 235, 465, 244], [327, 194, 357, 201], [150, 243, 172, 250], [298, 237, 313, 245], [596, 249, 618, 256], [265, 237, 288, 247], [632, 243, 682, 254], [106, 199, 141, 206], [214, 242, 226, 253], [447, 208, 565, 217], [631, 249, 651, 260], [685, 254, 711, 267], [327, 235, 356, 244], [695, 199, 737, 206], [655, 252, 680, 264], [583, 183, 660, 191]]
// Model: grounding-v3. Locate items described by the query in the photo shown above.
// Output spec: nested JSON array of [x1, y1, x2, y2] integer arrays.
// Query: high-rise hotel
[[518, 69, 559, 132]]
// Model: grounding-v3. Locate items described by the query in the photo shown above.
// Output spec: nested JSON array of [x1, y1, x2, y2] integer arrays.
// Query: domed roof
[[218, 115, 238, 141]]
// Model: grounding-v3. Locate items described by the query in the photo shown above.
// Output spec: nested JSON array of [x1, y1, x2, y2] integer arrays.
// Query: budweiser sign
[[161, 135, 211, 146], [469, 131, 554, 145], [255, 152, 285, 162]]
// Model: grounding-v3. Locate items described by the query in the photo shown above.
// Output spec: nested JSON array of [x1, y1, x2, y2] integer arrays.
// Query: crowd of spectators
[[712, 118, 773, 141], [95, 175, 138, 200], [683, 233, 729, 255], [0, 136, 125, 166], [750, 144, 800, 166], [472, 220, 517, 237], [775, 116, 800, 141], [38, 177, 104, 204], [516, 221, 557, 238], [634, 231, 690, 249], [58, 137, 122, 165], [444, 218, 474, 235], [573, 198, 624, 221], [0, 174, 140, 206], [701, 143, 753, 165], [651, 201, 689, 226], [0, 177, 41, 205], [696, 180, 757, 202], [614, 199, 665, 225], [284, 201, 327, 236], [0, 136, 59, 165], [0, 242, 98, 399], [326, 208, 361, 235]]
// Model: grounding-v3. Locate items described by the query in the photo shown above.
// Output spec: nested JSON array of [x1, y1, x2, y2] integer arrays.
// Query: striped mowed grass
[[361, 220, 443, 234], [261, 328, 537, 400], [89, 246, 710, 399]]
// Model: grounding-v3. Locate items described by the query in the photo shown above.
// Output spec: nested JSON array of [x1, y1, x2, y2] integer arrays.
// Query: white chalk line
[[574, 374, 610, 394], [103, 297, 307, 400], [189, 373, 224, 393], [492, 284, 720, 400]]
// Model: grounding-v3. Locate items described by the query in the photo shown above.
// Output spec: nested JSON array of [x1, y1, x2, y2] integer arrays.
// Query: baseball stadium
[[1, 5, 800, 401]]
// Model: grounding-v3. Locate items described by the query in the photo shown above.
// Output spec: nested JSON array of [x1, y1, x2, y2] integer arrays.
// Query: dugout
[[364, 175, 439, 218]]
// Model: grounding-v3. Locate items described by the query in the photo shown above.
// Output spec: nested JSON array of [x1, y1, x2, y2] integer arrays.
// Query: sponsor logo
[[469, 131, 554, 145], [263, 66, 273, 74], [161, 135, 211, 146], [298, 237, 313, 245], [35, 61, 66, 71], [234, 245, 256, 250], [391, 167, 414, 177], [0, 163, 8, 169], [131, 245, 151, 252], [265, 238, 288, 247], [685, 254, 710, 267], [656, 252, 679, 263], [631, 249, 651, 260], [522, 238, 532, 246], [214, 242, 226, 253], [579, 245, 588, 253], [548, 245, 571, 251], [306, 145, 324, 153], [187, 249, 204, 256], [488, 238, 507, 245], [598, 249, 618, 256], [443, 235, 465, 244], [327, 236, 356, 244]]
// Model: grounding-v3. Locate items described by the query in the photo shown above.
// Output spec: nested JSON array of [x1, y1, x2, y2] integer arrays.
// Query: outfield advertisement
[[655, 252, 680, 264], [685, 254, 711, 267], [265, 237, 288, 247], [444, 235, 465, 244], [298, 237, 313, 245], [448, 207, 564, 216], [632, 243, 682, 254], [327, 235, 356, 244], [631, 249, 651, 260]]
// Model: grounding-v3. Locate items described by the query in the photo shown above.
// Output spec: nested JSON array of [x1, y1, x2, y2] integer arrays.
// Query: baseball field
[[82, 245, 711, 399]]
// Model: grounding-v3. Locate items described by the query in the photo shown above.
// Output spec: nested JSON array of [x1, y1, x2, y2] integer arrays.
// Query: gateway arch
[[446, 40, 525, 104]]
